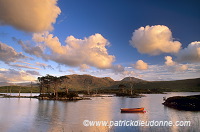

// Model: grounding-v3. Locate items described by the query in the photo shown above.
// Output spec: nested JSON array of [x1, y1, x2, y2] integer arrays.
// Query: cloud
[[138, 64, 194, 81], [175, 65, 188, 72], [0, 42, 27, 64], [26, 70, 40, 76], [68, 69, 76, 73], [35, 62, 54, 70], [35, 62, 46, 69], [32, 32, 115, 69], [0, 69, 37, 82], [122, 71, 136, 76], [0, 0, 61, 32], [16, 61, 35, 66], [176, 41, 200, 63], [165, 56, 176, 66], [111, 64, 136, 77], [164, 56, 188, 72], [0, 68, 9, 72], [9, 64, 40, 70], [130, 25, 181, 55], [79, 64, 90, 72], [47, 65, 54, 70], [13, 37, 47, 60], [133, 60, 148, 70], [112, 64, 125, 74]]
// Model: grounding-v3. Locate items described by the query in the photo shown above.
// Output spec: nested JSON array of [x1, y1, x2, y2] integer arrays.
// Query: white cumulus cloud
[[32, 32, 115, 69], [0, 0, 61, 32], [130, 25, 181, 55], [164, 56, 188, 72], [133, 60, 148, 70], [165, 56, 176, 66], [176, 41, 200, 63]]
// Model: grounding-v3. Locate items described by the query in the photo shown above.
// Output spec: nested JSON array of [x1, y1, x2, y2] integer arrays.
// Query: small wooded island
[[163, 95, 200, 111]]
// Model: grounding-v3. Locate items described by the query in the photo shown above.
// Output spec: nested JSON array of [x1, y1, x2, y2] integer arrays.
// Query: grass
[[0, 86, 39, 93]]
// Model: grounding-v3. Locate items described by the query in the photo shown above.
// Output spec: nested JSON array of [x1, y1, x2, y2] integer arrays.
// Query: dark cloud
[[0, 42, 27, 64], [26, 70, 41, 75], [12, 37, 48, 60], [35, 62, 54, 70]]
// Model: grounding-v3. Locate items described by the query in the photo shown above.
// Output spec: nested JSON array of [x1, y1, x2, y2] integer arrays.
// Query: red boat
[[121, 107, 144, 113]]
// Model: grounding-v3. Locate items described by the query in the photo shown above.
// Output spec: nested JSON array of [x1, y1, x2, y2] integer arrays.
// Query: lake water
[[0, 92, 200, 132]]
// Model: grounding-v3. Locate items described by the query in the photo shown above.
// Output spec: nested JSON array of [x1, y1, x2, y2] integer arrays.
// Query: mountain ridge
[[0, 74, 200, 92], [121, 77, 145, 82]]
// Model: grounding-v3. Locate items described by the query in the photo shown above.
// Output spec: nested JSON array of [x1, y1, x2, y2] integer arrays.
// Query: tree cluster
[[38, 74, 69, 99]]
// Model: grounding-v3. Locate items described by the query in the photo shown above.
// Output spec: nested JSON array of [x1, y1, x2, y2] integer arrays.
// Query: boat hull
[[121, 107, 144, 113]]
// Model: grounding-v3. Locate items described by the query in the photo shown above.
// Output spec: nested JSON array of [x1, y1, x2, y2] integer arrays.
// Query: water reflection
[[0, 93, 200, 132], [0, 98, 38, 132]]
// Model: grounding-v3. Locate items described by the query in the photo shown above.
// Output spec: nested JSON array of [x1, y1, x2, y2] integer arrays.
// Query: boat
[[121, 107, 144, 113]]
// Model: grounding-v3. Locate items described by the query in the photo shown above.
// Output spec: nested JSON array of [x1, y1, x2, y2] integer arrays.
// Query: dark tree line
[[38, 74, 69, 99]]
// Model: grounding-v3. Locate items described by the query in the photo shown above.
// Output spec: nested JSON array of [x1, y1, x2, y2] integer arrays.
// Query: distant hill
[[0, 82, 11, 86], [62, 75, 147, 90], [0, 75, 200, 93], [146, 78, 200, 92], [121, 77, 145, 82], [117, 78, 200, 92], [99, 77, 200, 93], [0, 82, 37, 87], [63, 74, 115, 90]]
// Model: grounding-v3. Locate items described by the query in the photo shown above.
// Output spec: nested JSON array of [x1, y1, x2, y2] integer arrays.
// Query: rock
[[163, 95, 200, 111]]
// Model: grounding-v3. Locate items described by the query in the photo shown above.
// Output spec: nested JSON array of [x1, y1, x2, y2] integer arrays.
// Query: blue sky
[[0, 0, 200, 82]]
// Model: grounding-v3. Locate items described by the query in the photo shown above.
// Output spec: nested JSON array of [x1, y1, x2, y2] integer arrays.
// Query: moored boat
[[121, 107, 144, 113]]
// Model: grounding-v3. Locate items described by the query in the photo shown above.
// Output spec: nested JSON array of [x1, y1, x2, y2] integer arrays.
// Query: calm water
[[0, 92, 200, 132]]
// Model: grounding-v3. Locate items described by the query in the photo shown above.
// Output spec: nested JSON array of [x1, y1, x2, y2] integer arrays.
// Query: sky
[[0, 0, 200, 83]]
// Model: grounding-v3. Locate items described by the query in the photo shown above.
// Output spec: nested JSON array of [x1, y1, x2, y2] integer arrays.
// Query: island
[[162, 95, 200, 111]]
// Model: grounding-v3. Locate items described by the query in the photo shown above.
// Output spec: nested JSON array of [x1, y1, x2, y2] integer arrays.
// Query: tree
[[118, 84, 126, 93], [38, 75, 70, 99], [130, 82, 133, 95], [60, 76, 70, 94], [84, 78, 92, 95], [38, 74, 53, 95]]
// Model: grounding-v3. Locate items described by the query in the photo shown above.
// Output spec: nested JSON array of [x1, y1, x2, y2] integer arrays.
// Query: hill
[[113, 78, 200, 93], [0, 82, 11, 86], [121, 77, 145, 82], [63, 74, 115, 90], [0, 75, 200, 93], [146, 78, 200, 92]]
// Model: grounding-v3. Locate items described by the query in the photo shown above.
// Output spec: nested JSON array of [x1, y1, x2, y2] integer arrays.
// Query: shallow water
[[0, 92, 200, 132]]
